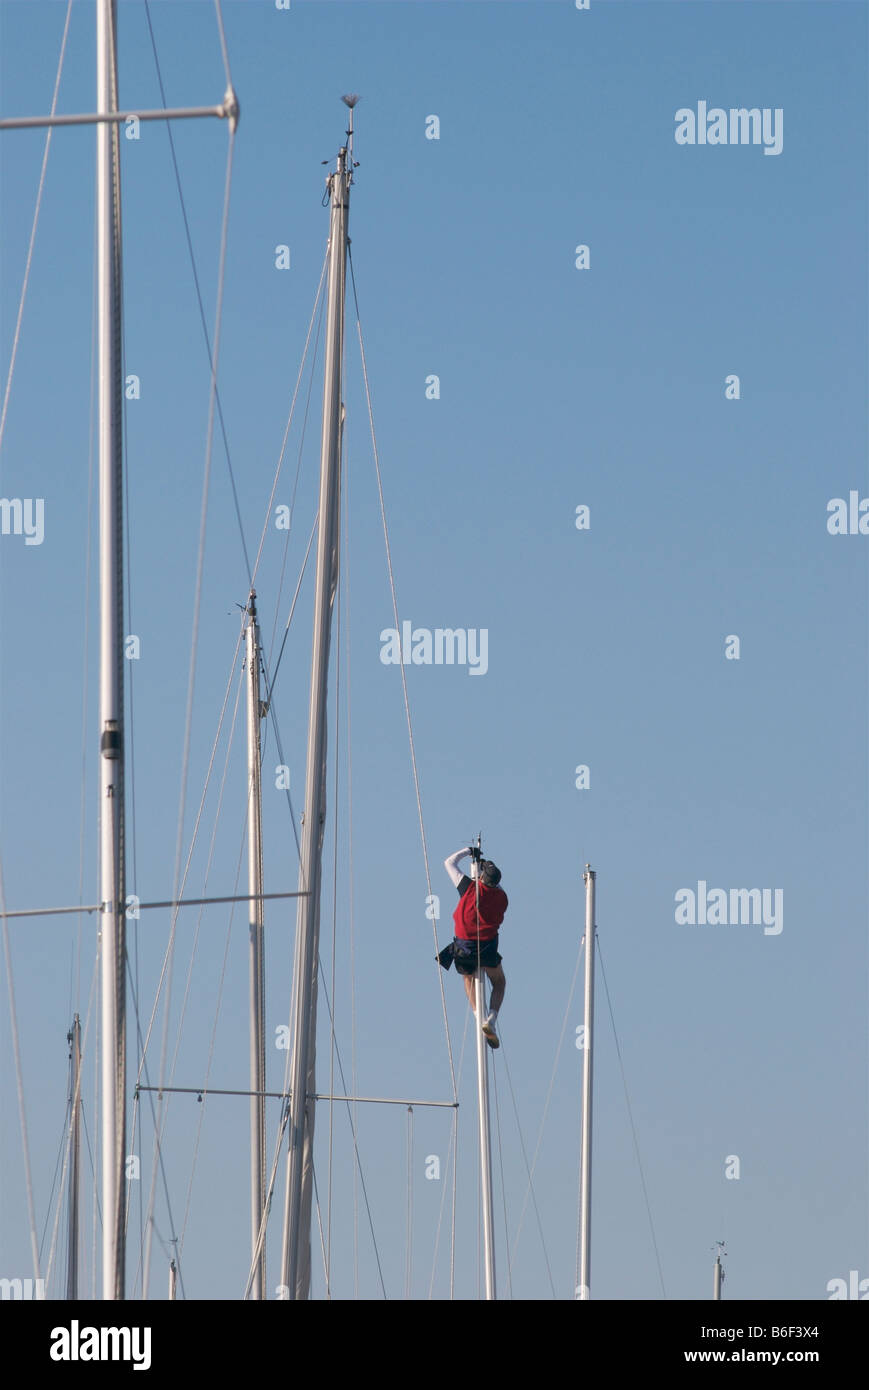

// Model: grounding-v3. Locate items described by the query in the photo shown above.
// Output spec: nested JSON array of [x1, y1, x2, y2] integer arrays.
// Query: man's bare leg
[[463, 973, 477, 1011], [484, 965, 505, 1013]]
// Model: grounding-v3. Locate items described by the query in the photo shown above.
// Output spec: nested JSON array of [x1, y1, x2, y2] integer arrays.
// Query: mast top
[[341, 93, 360, 170]]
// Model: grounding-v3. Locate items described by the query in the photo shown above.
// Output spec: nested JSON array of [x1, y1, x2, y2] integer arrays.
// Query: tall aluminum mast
[[578, 865, 596, 1299], [474, 976, 497, 1298], [245, 592, 267, 1299], [66, 1015, 82, 1300], [280, 96, 357, 1299], [97, 0, 127, 1302], [0, 0, 239, 1308], [472, 838, 496, 1299]]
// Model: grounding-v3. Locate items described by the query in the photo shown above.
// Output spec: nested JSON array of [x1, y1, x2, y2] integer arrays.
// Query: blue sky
[[0, 0, 866, 1301]]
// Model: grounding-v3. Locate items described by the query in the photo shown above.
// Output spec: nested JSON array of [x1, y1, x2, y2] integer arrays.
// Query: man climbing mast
[[438, 843, 508, 1048]]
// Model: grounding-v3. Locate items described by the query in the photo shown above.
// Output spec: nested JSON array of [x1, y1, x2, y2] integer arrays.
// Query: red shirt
[[453, 880, 508, 943]]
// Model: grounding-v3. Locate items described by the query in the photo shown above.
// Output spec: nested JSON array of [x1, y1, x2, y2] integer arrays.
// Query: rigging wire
[[76, 1095, 100, 1295], [132, 1057, 144, 1294], [162, 815, 248, 1296], [426, 1106, 458, 1300], [312, 955, 389, 1299], [140, 659, 246, 1294], [427, 1003, 471, 1299], [450, 1107, 458, 1300], [489, 1058, 513, 1301], [38, 1121, 69, 1276], [0, 0, 73, 1297], [133, 628, 245, 1092], [266, 513, 318, 698], [346, 252, 458, 1095], [44, 1061, 80, 1295], [510, 929, 584, 1265], [43, 958, 100, 1295], [244, 953, 388, 1301], [144, 106, 237, 1294], [136, 628, 244, 1293], [574, 1139, 582, 1302], [405, 1106, 414, 1299], [91, 1015, 98, 1297], [349, 242, 474, 1294], [256, 245, 330, 704], [0, 0, 73, 461], [166, 660, 246, 1088], [177, 673, 247, 1261], [245, 1097, 291, 1300], [348, 246, 458, 1103], [312, 1167, 330, 1295], [255, 246, 330, 614], [178, 851, 244, 1264], [127, 954, 188, 1301], [160, 116, 237, 1075], [0, 876, 42, 1283], [499, 1036, 557, 1298], [143, 0, 252, 583]]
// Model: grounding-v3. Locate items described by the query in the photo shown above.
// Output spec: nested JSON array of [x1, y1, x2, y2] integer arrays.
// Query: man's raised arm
[[444, 847, 474, 888]]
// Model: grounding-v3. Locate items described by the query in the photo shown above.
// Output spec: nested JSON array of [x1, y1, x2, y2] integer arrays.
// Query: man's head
[[479, 859, 501, 887]]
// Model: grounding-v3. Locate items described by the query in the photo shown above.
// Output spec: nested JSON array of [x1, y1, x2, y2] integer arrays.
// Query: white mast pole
[[280, 96, 356, 1300], [474, 972, 497, 1299], [66, 1015, 82, 1300], [246, 592, 267, 1299], [713, 1245, 725, 1299], [578, 864, 595, 1300], [97, 0, 126, 1302], [470, 835, 496, 1300]]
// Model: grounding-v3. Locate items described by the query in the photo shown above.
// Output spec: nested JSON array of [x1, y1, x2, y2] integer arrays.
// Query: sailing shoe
[[482, 1014, 500, 1049]]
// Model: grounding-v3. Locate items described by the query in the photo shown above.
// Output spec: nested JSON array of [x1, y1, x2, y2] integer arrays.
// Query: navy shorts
[[438, 936, 502, 975]]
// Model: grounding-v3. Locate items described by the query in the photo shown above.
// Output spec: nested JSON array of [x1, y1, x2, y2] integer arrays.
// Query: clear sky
[[0, 0, 866, 1302]]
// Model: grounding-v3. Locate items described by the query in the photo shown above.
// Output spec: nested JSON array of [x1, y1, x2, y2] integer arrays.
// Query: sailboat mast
[[96, 0, 126, 1302], [474, 973, 497, 1299], [280, 96, 356, 1300], [66, 1015, 82, 1300], [578, 864, 595, 1299], [245, 592, 267, 1299]]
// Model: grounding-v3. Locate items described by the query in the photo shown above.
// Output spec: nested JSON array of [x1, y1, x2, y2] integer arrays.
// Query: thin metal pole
[[280, 98, 355, 1300], [713, 1252, 723, 1299], [474, 971, 497, 1299], [405, 1106, 413, 1300], [66, 1016, 82, 1300], [0, 890, 307, 920], [136, 1085, 457, 1107], [0, 5, 233, 1310], [245, 592, 267, 1298], [578, 864, 596, 1300], [97, 0, 126, 1302], [168, 1260, 177, 1301], [0, 101, 236, 131]]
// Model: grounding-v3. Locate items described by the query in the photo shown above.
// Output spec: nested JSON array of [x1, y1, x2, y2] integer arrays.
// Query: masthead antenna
[[341, 93, 360, 165]]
